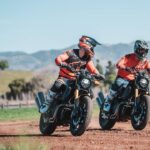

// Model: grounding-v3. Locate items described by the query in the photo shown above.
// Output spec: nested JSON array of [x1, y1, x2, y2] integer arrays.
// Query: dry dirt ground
[[0, 117, 150, 150]]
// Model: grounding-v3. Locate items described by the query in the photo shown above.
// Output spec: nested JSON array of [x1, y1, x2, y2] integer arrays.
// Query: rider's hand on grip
[[125, 67, 135, 73], [95, 74, 105, 81], [60, 63, 75, 72], [60, 62, 68, 68]]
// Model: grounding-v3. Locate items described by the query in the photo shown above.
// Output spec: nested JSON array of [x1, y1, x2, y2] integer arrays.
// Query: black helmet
[[134, 40, 149, 60]]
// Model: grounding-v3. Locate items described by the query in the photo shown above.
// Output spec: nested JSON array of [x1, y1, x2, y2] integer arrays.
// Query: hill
[[0, 42, 149, 71]]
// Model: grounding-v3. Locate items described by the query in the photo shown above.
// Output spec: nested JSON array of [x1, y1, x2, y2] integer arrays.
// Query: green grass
[[0, 107, 39, 121], [0, 104, 99, 122], [93, 103, 100, 116], [0, 70, 33, 93]]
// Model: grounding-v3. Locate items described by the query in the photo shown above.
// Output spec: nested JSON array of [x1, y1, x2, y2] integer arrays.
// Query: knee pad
[[51, 79, 65, 93]]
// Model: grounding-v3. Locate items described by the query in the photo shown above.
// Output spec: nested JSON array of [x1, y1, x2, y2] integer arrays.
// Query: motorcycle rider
[[102, 40, 150, 117], [40, 35, 104, 113]]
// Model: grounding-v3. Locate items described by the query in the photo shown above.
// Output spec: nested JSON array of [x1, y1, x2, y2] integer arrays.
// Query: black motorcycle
[[35, 68, 102, 136], [97, 69, 150, 130]]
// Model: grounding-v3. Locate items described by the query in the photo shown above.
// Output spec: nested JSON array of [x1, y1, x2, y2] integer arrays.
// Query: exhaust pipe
[[35, 92, 45, 111], [49, 104, 74, 123], [96, 92, 105, 109]]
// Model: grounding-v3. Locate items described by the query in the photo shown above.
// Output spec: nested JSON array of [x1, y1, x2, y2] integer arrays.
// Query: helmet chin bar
[[82, 50, 94, 59], [136, 53, 147, 60], [135, 48, 148, 60]]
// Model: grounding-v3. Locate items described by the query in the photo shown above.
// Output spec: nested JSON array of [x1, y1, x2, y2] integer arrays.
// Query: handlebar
[[60, 64, 76, 72], [125, 67, 149, 76], [60, 65, 105, 81]]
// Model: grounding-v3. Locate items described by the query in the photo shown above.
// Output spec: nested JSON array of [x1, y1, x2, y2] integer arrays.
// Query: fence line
[[0, 100, 36, 109]]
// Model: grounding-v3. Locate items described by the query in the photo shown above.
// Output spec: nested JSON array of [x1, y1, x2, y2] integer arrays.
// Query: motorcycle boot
[[39, 90, 56, 114], [102, 89, 117, 118]]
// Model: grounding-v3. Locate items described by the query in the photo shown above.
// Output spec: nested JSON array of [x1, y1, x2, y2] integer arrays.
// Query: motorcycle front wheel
[[39, 113, 57, 135], [70, 96, 93, 136], [131, 95, 150, 130]]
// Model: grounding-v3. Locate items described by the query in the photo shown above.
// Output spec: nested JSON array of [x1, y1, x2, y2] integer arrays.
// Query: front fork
[[135, 88, 139, 99], [133, 88, 139, 114], [74, 89, 79, 107], [71, 88, 80, 119]]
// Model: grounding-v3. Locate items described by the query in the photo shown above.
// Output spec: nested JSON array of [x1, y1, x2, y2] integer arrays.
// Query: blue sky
[[0, 0, 150, 53]]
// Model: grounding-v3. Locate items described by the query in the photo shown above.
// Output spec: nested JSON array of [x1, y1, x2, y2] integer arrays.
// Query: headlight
[[139, 78, 148, 88], [80, 78, 91, 89]]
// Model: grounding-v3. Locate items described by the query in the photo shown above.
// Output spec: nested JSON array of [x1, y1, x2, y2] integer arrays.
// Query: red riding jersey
[[116, 53, 150, 80]]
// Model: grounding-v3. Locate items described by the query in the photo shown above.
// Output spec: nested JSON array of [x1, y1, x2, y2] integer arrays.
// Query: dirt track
[[0, 117, 150, 150]]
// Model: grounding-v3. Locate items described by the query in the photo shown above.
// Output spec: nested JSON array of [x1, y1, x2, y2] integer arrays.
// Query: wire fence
[[0, 100, 36, 109]]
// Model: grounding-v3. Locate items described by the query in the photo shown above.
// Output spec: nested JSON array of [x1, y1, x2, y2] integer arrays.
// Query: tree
[[8, 79, 26, 100], [7, 76, 47, 100], [96, 59, 103, 74], [31, 76, 46, 93], [0, 60, 9, 70], [104, 61, 116, 85]]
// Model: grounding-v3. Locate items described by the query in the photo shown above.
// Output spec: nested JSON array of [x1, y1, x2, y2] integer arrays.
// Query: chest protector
[[59, 49, 90, 79]]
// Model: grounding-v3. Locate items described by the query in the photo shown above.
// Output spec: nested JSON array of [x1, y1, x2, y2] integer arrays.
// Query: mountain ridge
[[0, 42, 149, 70]]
